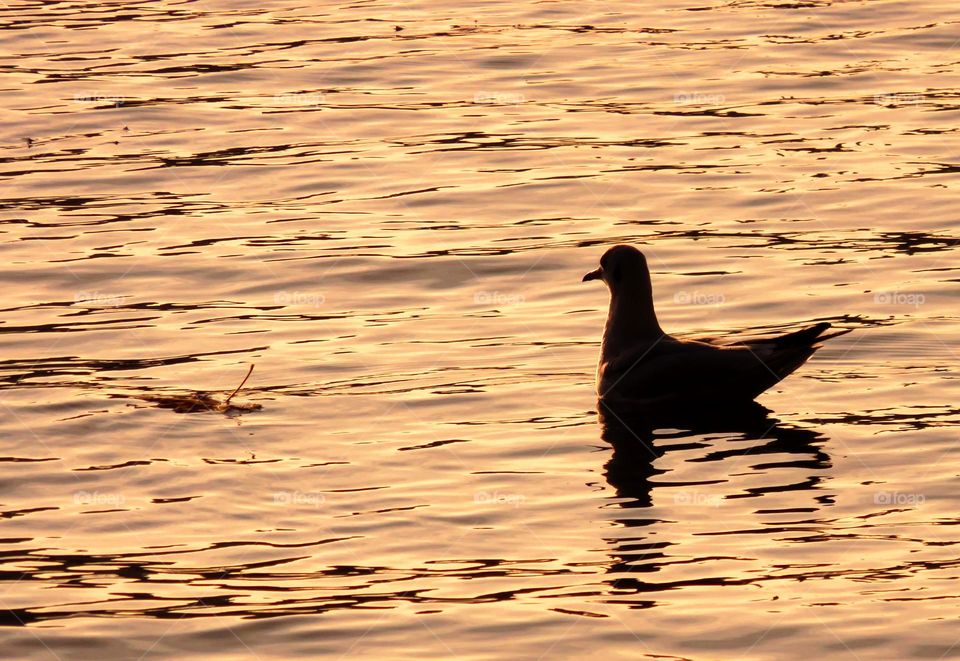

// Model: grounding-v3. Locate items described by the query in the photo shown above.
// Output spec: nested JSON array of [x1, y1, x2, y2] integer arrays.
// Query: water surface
[[2, 0, 960, 658]]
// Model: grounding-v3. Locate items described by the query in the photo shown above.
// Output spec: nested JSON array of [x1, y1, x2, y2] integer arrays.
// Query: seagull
[[582, 245, 850, 404]]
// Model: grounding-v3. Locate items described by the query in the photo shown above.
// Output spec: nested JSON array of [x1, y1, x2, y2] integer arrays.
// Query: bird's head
[[582, 244, 651, 292]]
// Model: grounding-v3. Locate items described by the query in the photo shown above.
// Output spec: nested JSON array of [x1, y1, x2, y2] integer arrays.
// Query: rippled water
[[2, 0, 960, 658]]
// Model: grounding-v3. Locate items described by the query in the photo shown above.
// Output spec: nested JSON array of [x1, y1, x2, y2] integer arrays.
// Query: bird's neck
[[601, 283, 664, 361]]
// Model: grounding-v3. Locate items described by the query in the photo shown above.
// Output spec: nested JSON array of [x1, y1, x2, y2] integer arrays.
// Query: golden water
[[2, 0, 959, 658]]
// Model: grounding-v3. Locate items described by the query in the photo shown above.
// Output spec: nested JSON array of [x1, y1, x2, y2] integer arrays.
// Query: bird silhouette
[[583, 244, 850, 404]]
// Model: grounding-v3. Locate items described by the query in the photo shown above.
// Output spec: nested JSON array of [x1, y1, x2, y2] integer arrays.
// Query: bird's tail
[[766, 321, 851, 348], [751, 322, 851, 382]]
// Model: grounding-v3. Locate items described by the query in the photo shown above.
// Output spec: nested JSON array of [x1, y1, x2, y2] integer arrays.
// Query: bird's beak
[[582, 267, 602, 282]]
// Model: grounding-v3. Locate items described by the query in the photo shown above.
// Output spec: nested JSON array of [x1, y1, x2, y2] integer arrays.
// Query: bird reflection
[[597, 399, 832, 601]]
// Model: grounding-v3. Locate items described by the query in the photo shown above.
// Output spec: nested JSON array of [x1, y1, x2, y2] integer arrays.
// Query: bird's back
[[598, 323, 846, 403]]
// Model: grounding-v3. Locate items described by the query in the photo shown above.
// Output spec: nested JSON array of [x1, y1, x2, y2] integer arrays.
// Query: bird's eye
[[611, 265, 621, 283]]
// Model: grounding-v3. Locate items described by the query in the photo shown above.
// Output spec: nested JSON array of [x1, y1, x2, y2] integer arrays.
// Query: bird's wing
[[601, 327, 836, 401], [604, 339, 766, 391]]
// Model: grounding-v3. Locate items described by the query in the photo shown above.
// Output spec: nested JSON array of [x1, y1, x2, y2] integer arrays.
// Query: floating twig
[[115, 364, 263, 414], [224, 364, 255, 406]]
